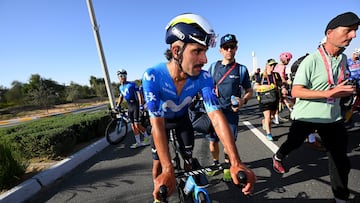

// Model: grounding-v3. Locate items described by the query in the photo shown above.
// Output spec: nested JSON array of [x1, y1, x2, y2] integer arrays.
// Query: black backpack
[[290, 53, 309, 81]]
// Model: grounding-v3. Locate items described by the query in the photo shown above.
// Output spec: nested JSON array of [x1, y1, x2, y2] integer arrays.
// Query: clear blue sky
[[1, 0, 359, 88]]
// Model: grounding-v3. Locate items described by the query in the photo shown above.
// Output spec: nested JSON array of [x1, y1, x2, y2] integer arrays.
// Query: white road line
[[242, 121, 279, 153]]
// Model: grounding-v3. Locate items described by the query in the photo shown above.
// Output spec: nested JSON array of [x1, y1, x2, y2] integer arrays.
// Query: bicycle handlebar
[[237, 171, 247, 188], [158, 185, 168, 203], [157, 170, 248, 202]]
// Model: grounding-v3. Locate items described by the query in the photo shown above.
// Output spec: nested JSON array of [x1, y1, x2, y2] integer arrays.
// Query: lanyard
[[318, 46, 345, 86], [216, 62, 237, 85]]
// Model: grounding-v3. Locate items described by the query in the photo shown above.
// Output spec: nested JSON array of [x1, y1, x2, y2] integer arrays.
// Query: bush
[[0, 110, 109, 190], [0, 110, 109, 159], [0, 138, 28, 190]]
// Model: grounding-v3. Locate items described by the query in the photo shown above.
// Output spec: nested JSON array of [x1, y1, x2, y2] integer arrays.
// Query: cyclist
[[117, 69, 150, 148], [273, 52, 292, 124], [142, 13, 256, 202]]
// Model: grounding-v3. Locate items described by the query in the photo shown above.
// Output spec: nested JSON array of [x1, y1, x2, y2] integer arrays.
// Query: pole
[[86, 0, 116, 109], [251, 51, 258, 74]]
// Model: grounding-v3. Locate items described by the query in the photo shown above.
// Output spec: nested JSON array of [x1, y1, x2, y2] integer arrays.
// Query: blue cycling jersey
[[119, 81, 139, 102], [347, 58, 360, 87], [142, 62, 219, 119]]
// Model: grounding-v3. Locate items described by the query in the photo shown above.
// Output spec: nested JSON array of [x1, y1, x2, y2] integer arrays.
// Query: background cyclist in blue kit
[[141, 13, 256, 202], [117, 69, 150, 149]]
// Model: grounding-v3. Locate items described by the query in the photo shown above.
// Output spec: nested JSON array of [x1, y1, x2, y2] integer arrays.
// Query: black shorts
[[127, 102, 140, 123], [151, 114, 194, 160], [259, 98, 280, 112]]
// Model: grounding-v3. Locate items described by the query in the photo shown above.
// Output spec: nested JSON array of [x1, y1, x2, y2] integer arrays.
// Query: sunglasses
[[118, 74, 127, 78], [222, 44, 236, 50]]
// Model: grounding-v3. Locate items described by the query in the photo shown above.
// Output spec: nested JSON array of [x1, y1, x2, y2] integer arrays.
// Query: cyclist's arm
[[149, 117, 176, 197], [117, 95, 123, 108], [136, 91, 144, 105], [207, 110, 256, 194]]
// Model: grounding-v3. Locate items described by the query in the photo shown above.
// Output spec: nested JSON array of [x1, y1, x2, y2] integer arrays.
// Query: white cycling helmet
[[165, 13, 216, 48], [117, 69, 127, 76]]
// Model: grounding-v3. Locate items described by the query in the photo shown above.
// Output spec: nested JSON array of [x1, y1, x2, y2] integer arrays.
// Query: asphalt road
[[27, 98, 360, 203]]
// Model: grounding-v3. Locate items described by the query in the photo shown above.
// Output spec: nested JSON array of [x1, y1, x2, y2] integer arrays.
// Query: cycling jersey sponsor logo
[[145, 92, 157, 102], [202, 71, 211, 79], [163, 87, 176, 96], [171, 27, 185, 40], [184, 83, 194, 92], [162, 96, 192, 112], [229, 75, 240, 79], [143, 72, 156, 82]]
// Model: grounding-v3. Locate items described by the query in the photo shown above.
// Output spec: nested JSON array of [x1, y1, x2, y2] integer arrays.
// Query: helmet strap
[[173, 44, 188, 76]]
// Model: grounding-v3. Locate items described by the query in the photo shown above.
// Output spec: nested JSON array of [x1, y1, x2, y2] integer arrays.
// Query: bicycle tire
[[105, 118, 128, 145], [197, 191, 208, 203], [177, 179, 193, 203]]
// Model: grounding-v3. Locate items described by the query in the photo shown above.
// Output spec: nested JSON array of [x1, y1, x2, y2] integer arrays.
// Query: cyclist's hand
[[153, 171, 176, 201], [230, 165, 256, 195]]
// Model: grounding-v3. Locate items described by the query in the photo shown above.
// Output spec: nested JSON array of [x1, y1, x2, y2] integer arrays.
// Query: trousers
[[276, 120, 350, 200]]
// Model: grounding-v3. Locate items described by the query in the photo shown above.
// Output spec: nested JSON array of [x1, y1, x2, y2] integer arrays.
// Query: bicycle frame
[[158, 127, 247, 203], [168, 128, 212, 203]]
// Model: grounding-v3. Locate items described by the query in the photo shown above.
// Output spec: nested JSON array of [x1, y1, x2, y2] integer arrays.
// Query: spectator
[[207, 34, 253, 181], [272, 11, 359, 203], [273, 52, 293, 124], [253, 59, 285, 141]]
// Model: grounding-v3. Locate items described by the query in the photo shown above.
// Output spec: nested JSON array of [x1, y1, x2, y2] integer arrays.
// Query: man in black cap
[[206, 34, 253, 180], [272, 11, 359, 203]]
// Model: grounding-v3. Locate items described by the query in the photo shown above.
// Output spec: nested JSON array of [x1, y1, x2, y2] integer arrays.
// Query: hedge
[[0, 110, 110, 190]]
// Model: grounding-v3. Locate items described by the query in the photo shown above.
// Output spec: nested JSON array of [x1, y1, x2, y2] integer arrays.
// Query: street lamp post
[[86, 0, 116, 109]]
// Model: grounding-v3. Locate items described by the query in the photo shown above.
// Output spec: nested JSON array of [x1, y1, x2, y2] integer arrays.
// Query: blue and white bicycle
[[158, 127, 247, 203]]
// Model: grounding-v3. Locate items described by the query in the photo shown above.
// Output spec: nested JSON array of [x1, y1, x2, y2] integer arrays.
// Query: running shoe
[[223, 169, 232, 182], [266, 134, 273, 141], [130, 142, 145, 149], [272, 118, 279, 125], [272, 155, 285, 174], [206, 163, 221, 176], [142, 136, 151, 145]]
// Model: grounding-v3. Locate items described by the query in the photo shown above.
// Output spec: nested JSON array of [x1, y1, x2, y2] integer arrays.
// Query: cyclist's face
[[118, 75, 127, 83], [181, 43, 208, 76]]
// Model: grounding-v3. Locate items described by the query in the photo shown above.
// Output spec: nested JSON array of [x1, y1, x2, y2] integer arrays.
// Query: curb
[[0, 137, 110, 203]]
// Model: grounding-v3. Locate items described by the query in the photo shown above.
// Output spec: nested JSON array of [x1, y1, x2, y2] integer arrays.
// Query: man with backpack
[[207, 34, 253, 180]]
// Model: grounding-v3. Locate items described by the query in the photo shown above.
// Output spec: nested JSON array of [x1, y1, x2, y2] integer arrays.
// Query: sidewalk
[[0, 136, 110, 203]]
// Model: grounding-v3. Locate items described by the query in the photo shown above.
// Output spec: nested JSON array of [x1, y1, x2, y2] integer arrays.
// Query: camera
[[346, 78, 356, 86]]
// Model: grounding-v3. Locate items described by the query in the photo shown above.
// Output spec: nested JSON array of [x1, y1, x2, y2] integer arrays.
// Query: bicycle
[[104, 108, 130, 145], [158, 126, 247, 203]]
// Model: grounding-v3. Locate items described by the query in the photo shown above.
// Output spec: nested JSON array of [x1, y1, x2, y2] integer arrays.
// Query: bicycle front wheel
[[105, 118, 128, 145], [196, 191, 208, 203]]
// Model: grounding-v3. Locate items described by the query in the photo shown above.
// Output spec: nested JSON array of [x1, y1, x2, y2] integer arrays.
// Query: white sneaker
[[130, 142, 144, 149], [272, 119, 279, 125]]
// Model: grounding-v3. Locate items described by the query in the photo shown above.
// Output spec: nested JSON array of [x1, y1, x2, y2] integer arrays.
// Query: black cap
[[220, 34, 237, 47], [325, 12, 360, 34]]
